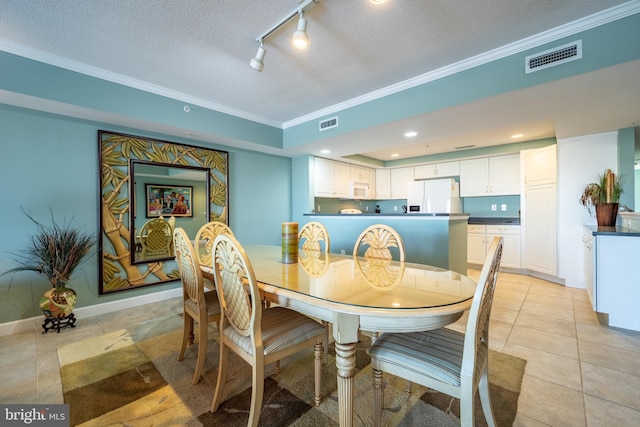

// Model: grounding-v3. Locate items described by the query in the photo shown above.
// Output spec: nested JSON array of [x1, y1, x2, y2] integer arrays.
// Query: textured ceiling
[[0, 0, 639, 162]]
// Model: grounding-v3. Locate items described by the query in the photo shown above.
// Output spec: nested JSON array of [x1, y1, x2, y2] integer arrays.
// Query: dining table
[[200, 244, 477, 427]]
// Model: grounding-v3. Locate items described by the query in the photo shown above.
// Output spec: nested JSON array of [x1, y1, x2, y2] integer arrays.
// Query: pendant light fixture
[[250, 0, 318, 72]]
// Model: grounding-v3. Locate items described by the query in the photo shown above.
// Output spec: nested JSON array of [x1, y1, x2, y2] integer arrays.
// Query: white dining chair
[[173, 227, 221, 385], [370, 236, 504, 427], [354, 223, 406, 347], [209, 234, 325, 427]]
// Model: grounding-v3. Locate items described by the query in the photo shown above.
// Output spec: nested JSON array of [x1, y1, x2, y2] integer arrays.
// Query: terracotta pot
[[595, 203, 619, 227]]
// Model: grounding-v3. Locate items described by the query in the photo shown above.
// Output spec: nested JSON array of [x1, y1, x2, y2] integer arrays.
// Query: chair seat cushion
[[223, 307, 324, 356], [370, 328, 487, 387]]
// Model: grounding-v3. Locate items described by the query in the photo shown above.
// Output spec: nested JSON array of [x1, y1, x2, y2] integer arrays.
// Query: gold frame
[[98, 130, 228, 294]]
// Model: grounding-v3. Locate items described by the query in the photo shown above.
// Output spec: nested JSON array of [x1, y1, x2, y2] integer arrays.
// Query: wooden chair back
[[194, 221, 234, 266], [353, 224, 405, 262], [299, 221, 330, 253]]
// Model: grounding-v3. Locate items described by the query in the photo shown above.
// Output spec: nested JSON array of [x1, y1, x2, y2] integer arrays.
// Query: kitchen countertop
[[584, 225, 640, 237], [468, 217, 520, 225], [304, 213, 470, 219]]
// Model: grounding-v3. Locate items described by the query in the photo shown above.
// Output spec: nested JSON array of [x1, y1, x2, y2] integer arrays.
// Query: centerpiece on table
[[3, 209, 96, 332], [579, 168, 623, 226]]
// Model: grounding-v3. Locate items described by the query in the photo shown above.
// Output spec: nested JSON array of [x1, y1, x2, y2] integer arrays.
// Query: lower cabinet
[[468, 224, 521, 268], [583, 228, 640, 331]]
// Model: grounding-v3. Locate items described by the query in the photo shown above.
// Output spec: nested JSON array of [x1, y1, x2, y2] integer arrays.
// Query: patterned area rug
[[58, 314, 526, 426]]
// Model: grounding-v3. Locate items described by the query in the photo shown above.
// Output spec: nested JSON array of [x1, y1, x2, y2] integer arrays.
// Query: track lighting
[[292, 12, 309, 49], [250, 0, 318, 71], [250, 42, 266, 72]]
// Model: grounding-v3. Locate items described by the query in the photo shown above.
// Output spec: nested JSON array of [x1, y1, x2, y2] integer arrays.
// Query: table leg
[[332, 312, 359, 427], [335, 341, 356, 426]]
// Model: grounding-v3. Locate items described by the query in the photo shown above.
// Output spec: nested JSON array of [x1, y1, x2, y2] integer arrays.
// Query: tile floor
[[2, 270, 640, 426]]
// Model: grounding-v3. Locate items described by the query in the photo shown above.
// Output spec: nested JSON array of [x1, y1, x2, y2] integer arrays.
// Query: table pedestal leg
[[335, 341, 356, 427], [332, 312, 359, 427]]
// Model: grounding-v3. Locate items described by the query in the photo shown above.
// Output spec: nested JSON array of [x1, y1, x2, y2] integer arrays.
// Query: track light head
[[292, 12, 309, 49], [250, 43, 266, 72]]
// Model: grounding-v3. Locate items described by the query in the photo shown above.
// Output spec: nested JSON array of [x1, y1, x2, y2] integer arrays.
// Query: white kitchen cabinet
[[523, 144, 557, 185], [522, 145, 557, 276], [375, 169, 391, 199], [314, 157, 350, 198], [583, 227, 640, 331], [414, 161, 459, 180], [390, 167, 415, 199], [467, 224, 521, 268], [350, 164, 373, 184], [459, 154, 520, 197], [524, 183, 557, 275]]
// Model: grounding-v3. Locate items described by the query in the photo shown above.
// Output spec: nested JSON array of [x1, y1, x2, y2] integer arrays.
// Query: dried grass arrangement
[[3, 209, 96, 289]]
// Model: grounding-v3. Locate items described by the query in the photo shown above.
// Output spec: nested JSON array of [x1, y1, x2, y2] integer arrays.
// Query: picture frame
[[145, 184, 193, 217]]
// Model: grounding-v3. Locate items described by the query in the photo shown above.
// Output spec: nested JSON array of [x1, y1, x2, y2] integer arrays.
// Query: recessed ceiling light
[[404, 131, 418, 138], [320, 149, 330, 154], [391, 153, 399, 158], [511, 133, 524, 138], [370, 0, 386, 4]]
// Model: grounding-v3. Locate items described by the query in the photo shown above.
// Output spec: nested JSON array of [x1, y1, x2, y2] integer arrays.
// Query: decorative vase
[[281, 222, 299, 264], [595, 203, 619, 227], [40, 286, 77, 319]]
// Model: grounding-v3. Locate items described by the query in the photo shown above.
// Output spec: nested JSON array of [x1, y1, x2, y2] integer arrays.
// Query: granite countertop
[[584, 225, 640, 237], [304, 213, 469, 217], [468, 217, 520, 225]]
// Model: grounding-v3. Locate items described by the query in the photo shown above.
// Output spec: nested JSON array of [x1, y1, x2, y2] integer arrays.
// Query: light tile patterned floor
[[2, 270, 640, 426]]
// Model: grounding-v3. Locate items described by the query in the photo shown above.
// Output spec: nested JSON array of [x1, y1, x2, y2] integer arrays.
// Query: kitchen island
[[302, 213, 469, 274]]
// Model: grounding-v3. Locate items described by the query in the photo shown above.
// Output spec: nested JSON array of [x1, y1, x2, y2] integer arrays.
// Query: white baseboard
[[0, 287, 182, 337]]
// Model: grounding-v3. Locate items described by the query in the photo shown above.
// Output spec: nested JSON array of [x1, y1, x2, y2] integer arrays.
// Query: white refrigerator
[[407, 179, 462, 213]]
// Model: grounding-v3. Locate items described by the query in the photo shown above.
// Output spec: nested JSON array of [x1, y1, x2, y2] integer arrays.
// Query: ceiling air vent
[[525, 40, 582, 74], [319, 116, 338, 131]]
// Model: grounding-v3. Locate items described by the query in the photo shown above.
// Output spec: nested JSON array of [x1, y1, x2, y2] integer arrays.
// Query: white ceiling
[[0, 0, 639, 163]]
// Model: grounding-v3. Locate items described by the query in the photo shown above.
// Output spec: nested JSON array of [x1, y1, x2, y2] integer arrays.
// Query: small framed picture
[[145, 184, 193, 217]]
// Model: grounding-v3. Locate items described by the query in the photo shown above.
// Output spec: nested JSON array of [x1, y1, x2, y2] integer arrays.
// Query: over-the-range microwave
[[350, 181, 370, 199]]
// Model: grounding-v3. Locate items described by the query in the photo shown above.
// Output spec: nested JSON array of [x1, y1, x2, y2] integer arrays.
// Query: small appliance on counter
[[339, 208, 362, 214], [407, 178, 462, 213]]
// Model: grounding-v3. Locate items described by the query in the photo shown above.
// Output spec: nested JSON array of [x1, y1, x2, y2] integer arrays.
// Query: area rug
[[58, 314, 526, 426]]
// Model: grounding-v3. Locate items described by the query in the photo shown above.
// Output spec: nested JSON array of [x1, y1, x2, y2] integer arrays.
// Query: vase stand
[[42, 313, 77, 334]]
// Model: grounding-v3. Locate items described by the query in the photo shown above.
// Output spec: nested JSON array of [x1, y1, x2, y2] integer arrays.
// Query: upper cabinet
[[460, 154, 520, 197], [390, 167, 415, 199], [375, 169, 391, 199], [350, 165, 372, 184], [523, 145, 557, 185], [414, 161, 459, 180], [314, 157, 351, 198]]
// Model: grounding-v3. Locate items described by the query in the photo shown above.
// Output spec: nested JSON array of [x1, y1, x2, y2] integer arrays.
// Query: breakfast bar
[[303, 213, 469, 275]]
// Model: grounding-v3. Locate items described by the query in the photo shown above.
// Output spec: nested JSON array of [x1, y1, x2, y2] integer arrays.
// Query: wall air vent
[[319, 116, 338, 131], [525, 40, 582, 74]]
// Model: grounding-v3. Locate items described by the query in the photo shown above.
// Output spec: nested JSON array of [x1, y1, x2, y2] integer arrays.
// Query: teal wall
[[0, 104, 291, 324]]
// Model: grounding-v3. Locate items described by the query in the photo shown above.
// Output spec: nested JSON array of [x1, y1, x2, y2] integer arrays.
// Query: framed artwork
[[145, 184, 193, 217]]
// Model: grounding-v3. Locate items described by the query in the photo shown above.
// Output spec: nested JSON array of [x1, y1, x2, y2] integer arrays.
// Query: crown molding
[[283, 0, 640, 128]]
